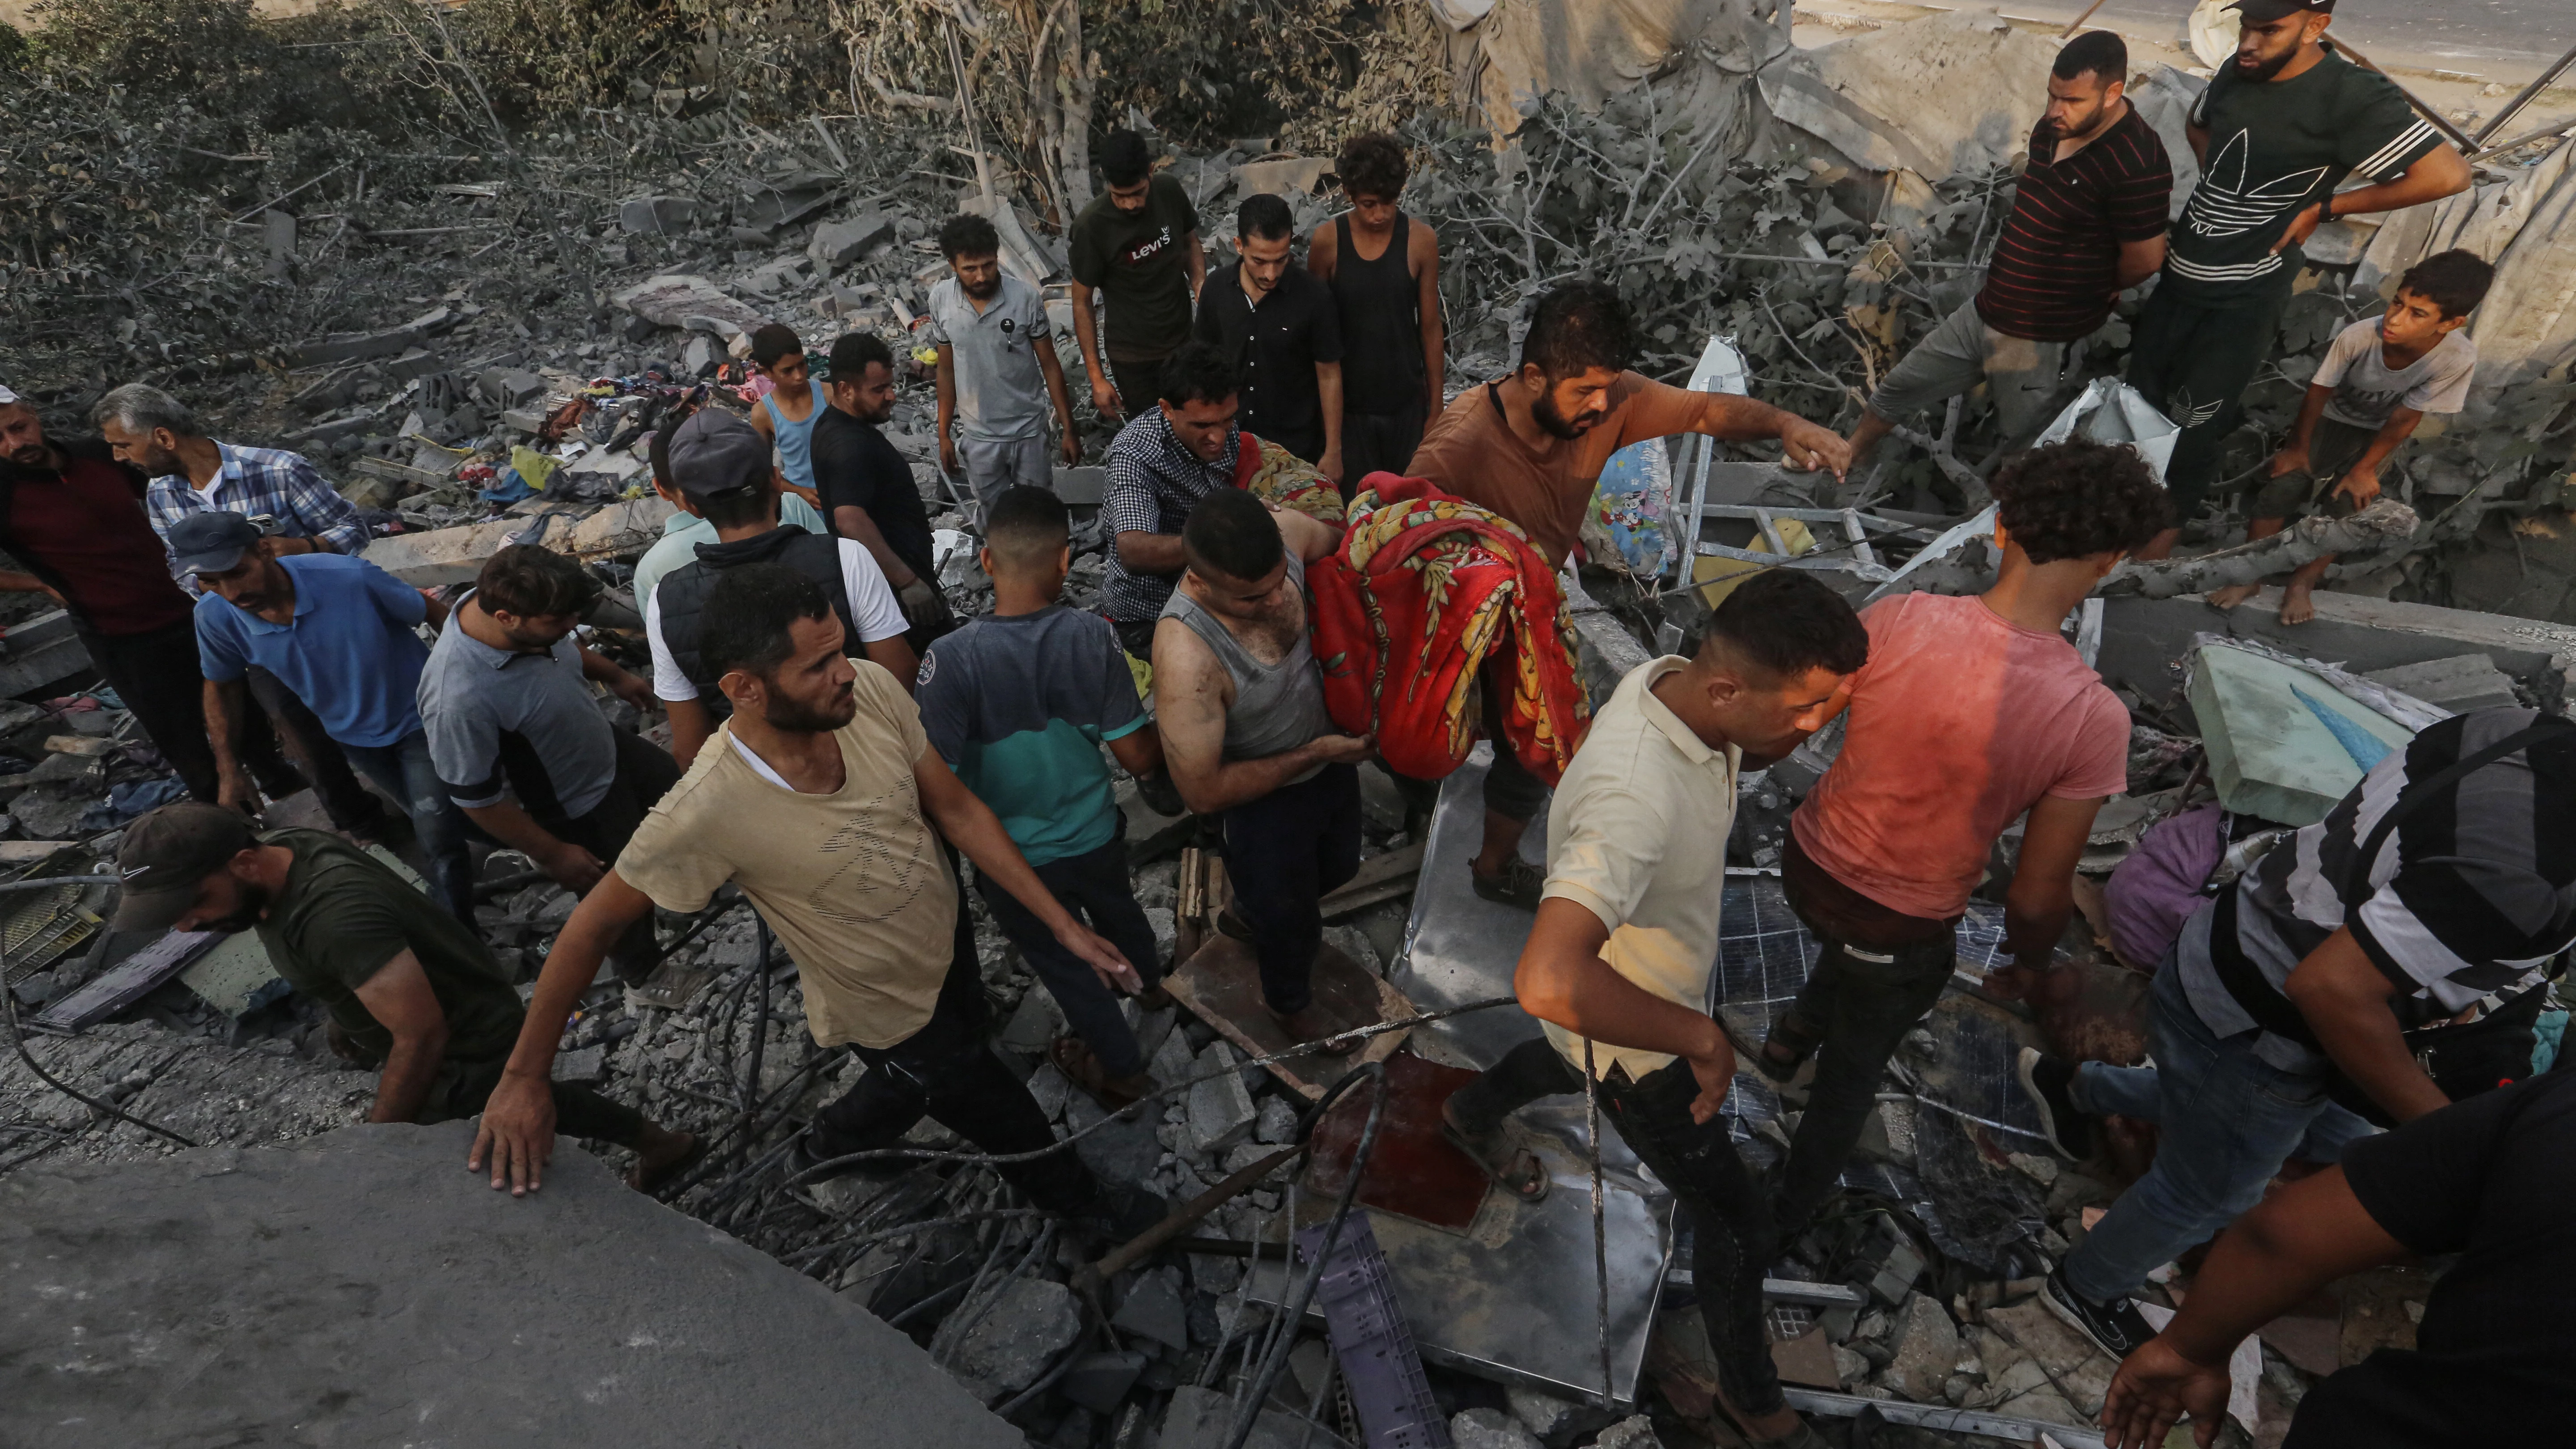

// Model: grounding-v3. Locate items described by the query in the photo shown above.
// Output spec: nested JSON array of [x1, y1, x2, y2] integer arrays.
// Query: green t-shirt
[[256, 829, 525, 1068], [2167, 47, 2442, 306], [1068, 172, 1199, 363]]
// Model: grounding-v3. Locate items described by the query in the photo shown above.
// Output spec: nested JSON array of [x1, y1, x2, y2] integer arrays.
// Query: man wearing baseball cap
[[113, 800, 700, 1187], [643, 407, 914, 768], [178, 508, 475, 921], [2125, 0, 2468, 559]]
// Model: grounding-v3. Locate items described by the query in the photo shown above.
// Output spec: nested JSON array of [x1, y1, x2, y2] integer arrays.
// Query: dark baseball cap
[[2224, 0, 2332, 21], [665, 408, 770, 500], [111, 801, 257, 932], [166, 510, 264, 576]]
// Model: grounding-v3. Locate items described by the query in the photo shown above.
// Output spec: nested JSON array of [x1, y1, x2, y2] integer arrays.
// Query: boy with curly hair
[[1758, 439, 2172, 1237], [2208, 248, 2491, 624]]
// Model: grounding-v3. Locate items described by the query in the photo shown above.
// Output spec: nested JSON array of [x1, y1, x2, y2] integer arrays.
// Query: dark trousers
[[1108, 357, 1169, 423], [245, 666, 388, 833], [1451, 1038, 1784, 1419], [2125, 278, 2296, 521], [806, 902, 1102, 1215], [1771, 835, 1958, 1233], [1341, 400, 1426, 496], [976, 830, 1165, 1080], [540, 729, 684, 982], [80, 620, 304, 805], [341, 728, 473, 919], [1390, 667, 1551, 826], [432, 1055, 646, 1146], [1220, 762, 1361, 1015]]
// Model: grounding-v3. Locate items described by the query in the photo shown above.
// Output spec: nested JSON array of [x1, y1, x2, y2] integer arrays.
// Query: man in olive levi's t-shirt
[[110, 804, 699, 1187], [470, 563, 1165, 1239]]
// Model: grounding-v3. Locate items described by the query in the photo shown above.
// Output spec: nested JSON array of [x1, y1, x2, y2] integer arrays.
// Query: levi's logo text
[[1120, 227, 1174, 267]]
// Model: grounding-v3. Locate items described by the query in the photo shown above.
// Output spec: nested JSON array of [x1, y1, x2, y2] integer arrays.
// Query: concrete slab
[[0, 1122, 1020, 1448]]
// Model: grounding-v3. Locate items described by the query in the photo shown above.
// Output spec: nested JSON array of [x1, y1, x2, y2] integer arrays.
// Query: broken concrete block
[[619, 195, 699, 234], [1063, 1091, 1160, 1187], [553, 1046, 606, 1084], [1593, 1416, 1661, 1449], [383, 347, 447, 382], [1110, 1265, 1190, 1352], [1450, 1408, 1542, 1449], [1186, 1042, 1257, 1151], [478, 369, 549, 409], [950, 1276, 1080, 1394], [2361, 654, 2521, 714], [1233, 157, 1330, 197], [1144, 906, 1176, 967], [1505, 1384, 1614, 1448], [809, 212, 896, 271], [1057, 1350, 1146, 1414], [1254, 1095, 1298, 1146], [682, 335, 719, 377], [337, 476, 402, 512], [1053, 466, 1106, 507], [44, 735, 117, 758], [1160, 1383, 1354, 1449], [611, 273, 771, 339], [1883, 1292, 1960, 1403], [1149, 1015, 1197, 1084], [500, 407, 552, 435], [1000, 984, 1065, 1055]]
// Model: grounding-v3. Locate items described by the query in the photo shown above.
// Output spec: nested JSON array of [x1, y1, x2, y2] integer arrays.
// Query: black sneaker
[[2017, 1047, 2096, 1159], [1470, 854, 1546, 911], [2040, 1267, 2156, 1360]]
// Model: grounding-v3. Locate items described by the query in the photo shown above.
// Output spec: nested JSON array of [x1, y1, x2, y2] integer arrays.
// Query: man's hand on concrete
[[469, 1070, 559, 1196], [1779, 417, 1852, 479], [1061, 919, 1144, 994], [538, 839, 608, 894]]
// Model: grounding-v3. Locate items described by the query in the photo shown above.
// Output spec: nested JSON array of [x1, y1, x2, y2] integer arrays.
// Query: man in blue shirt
[[178, 511, 472, 919], [915, 487, 1168, 1106]]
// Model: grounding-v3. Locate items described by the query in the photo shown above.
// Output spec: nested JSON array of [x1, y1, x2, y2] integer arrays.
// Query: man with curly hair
[[1309, 131, 1445, 489], [1757, 439, 2170, 1238]]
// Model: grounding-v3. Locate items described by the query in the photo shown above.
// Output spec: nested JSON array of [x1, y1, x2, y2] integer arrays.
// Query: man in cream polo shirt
[[1441, 569, 1867, 1449]]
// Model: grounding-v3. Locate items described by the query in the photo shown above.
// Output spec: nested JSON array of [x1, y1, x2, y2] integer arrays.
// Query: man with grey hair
[[94, 381, 391, 840]]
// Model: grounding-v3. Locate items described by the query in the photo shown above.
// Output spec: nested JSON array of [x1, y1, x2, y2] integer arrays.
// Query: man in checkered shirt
[[95, 383, 395, 840], [1099, 343, 1247, 659]]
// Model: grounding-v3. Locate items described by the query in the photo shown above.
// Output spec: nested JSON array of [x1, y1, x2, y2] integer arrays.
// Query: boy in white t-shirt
[[2211, 249, 2491, 624]]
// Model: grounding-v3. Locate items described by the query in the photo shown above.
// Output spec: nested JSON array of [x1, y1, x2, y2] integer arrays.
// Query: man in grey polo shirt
[[419, 545, 677, 980], [931, 212, 1080, 517]]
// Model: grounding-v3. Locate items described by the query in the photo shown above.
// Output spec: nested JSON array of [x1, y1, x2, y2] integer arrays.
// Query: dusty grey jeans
[[1866, 300, 2074, 449]]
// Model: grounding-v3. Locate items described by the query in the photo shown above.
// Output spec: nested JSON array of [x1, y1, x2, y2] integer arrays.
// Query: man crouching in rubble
[[1441, 571, 1868, 1449], [111, 800, 701, 1188], [472, 564, 1166, 1239]]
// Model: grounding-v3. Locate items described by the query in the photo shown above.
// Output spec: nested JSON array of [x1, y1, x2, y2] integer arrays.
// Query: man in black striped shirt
[[1847, 32, 2170, 468], [2020, 706, 2576, 1360]]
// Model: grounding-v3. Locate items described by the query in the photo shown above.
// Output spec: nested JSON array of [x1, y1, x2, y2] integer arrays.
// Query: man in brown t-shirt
[[1403, 282, 1848, 907]]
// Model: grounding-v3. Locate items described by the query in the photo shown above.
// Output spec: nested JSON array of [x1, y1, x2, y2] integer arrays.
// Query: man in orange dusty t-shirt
[[1760, 439, 2172, 1236], [1402, 281, 1849, 910]]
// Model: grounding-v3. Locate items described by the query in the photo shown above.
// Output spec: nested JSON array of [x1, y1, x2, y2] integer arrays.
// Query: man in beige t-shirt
[[1400, 281, 1850, 915], [1441, 570, 1867, 1449], [472, 563, 1163, 1237]]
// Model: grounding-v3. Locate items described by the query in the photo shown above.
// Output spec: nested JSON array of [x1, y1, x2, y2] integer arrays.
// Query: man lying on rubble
[[743, 323, 828, 511], [917, 487, 1169, 1107], [1100, 343, 1258, 659], [472, 564, 1165, 1240], [1403, 281, 1849, 911], [2101, 1067, 2574, 1449], [419, 545, 674, 984], [0, 388, 312, 818], [2206, 249, 2490, 624], [2022, 702, 2576, 1361], [116, 799, 702, 1188], [1759, 440, 2171, 1241], [1153, 487, 1373, 1051], [809, 331, 953, 651], [176, 509, 479, 921], [930, 212, 1082, 519], [633, 395, 832, 611], [1845, 31, 2170, 468], [1442, 570, 1867, 1449], [97, 380, 396, 845], [645, 407, 914, 767], [2126, 0, 2470, 559]]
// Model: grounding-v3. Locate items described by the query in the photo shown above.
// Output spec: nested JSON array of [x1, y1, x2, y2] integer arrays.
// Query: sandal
[[1053, 1034, 1156, 1110], [1753, 1012, 1823, 1085], [1440, 1098, 1550, 1203]]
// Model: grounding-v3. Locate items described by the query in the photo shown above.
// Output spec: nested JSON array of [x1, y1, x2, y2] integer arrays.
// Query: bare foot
[[627, 1126, 703, 1192], [2204, 582, 2261, 610], [2279, 579, 2317, 625]]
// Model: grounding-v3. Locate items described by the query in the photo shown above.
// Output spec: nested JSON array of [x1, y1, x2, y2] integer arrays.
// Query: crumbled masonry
[[5, 1, 2573, 1445]]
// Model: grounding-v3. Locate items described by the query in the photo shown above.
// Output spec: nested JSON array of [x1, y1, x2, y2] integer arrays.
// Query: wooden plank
[[1165, 937, 1411, 1101], [1318, 841, 1424, 921]]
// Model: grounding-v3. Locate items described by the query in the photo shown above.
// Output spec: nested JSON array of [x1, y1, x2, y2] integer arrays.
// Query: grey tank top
[[1160, 551, 1335, 779]]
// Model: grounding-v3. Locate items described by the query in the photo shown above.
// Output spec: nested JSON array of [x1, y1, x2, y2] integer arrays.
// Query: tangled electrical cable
[[0, 874, 201, 1171]]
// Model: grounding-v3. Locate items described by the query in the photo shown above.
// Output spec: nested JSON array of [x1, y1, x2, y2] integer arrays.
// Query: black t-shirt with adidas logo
[[2168, 47, 2442, 306]]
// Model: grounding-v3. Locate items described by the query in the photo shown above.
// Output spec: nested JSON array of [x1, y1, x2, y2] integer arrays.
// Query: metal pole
[[2474, 40, 2576, 146]]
